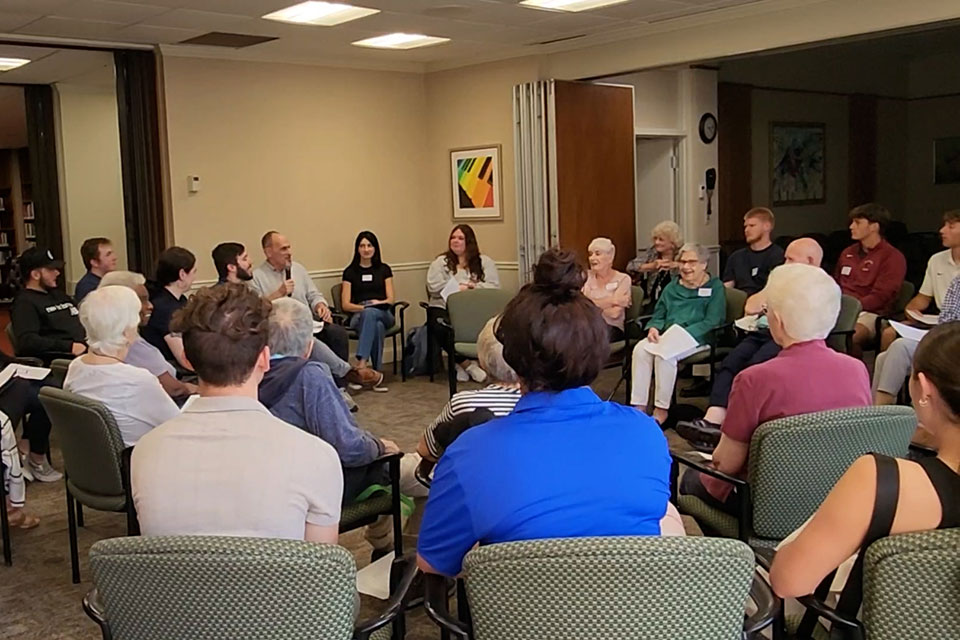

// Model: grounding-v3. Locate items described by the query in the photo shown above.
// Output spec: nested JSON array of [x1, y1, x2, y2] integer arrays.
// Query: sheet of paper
[[12, 364, 51, 380], [439, 277, 461, 303], [734, 314, 760, 332], [643, 325, 698, 360], [905, 309, 939, 326], [356, 551, 396, 600], [0, 365, 16, 390], [312, 320, 324, 334], [890, 319, 928, 343]]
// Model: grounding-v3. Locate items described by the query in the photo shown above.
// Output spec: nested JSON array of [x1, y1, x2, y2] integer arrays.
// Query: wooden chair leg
[[66, 487, 80, 584]]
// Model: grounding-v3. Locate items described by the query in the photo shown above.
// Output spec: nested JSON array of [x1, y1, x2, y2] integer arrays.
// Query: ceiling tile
[[50, 1, 172, 24], [0, 11, 42, 31], [14, 16, 127, 39], [0, 0, 73, 12], [161, 0, 294, 18], [113, 22, 206, 43]]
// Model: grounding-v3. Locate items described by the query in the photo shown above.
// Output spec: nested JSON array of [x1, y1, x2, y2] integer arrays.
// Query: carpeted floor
[[0, 366, 701, 640]]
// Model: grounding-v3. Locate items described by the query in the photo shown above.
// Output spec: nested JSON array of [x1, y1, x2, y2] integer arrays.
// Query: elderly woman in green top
[[630, 243, 725, 425]]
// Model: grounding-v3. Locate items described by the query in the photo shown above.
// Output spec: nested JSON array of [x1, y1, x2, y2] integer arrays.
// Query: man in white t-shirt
[[132, 284, 343, 542]]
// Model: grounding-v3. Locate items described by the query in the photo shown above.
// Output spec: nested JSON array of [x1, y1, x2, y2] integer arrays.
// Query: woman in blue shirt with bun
[[417, 248, 672, 577]]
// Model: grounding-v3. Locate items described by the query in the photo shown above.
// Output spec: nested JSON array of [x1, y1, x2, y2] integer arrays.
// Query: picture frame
[[770, 122, 826, 205], [450, 144, 502, 221], [934, 137, 960, 185]]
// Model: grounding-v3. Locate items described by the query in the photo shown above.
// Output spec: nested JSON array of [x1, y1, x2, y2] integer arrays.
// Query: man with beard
[[212, 242, 254, 285], [722, 207, 785, 295]]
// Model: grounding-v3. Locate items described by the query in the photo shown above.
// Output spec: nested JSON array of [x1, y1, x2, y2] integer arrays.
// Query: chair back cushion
[[892, 281, 916, 315], [39, 387, 126, 501], [463, 536, 754, 640], [90, 536, 357, 640], [724, 287, 747, 324], [826, 295, 862, 352], [863, 528, 960, 639], [446, 288, 514, 344], [331, 283, 344, 314], [748, 406, 915, 540], [625, 286, 645, 340]]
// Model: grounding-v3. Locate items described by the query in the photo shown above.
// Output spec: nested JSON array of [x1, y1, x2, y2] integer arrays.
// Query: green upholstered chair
[[49, 357, 71, 387], [330, 283, 410, 381], [674, 406, 916, 548], [423, 536, 777, 640], [83, 536, 417, 640], [607, 285, 644, 400], [440, 288, 514, 396], [868, 280, 917, 352], [38, 387, 137, 584], [677, 286, 747, 379], [826, 295, 862, 354]]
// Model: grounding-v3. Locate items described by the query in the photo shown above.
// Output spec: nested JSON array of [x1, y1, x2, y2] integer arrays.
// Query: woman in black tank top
[[769, 322, 960, 598]]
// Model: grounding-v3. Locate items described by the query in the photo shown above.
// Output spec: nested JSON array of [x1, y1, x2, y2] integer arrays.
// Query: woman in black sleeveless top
[[770, 322, 960, 598]]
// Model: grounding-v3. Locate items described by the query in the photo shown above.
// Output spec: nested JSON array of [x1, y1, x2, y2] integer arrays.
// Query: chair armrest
[[354, 553, 420, 640], [331, 311, 349, 327], [419, 301, 430, 311], [436, 317, 453, 332], [392, 301, 410, 313], [82, 589, 113, 640], [794, 593, 864, 636], [672, 452, 748, 489], [743, 570, 780, 636], [9, 356, 43, 367], [423, 573, 470, 639], [753, 546, 775, 572]]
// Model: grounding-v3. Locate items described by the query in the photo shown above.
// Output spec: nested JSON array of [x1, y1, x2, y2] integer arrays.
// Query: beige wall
[[54, 79, 127, 288], [907, 95, 960, 230]]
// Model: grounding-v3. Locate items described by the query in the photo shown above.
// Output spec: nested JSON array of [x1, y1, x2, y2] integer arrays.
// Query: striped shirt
[[423, 384, 521, 459]]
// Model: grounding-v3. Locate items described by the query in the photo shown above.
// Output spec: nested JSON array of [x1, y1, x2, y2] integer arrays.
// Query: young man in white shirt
[[132, 284, 344, 542]]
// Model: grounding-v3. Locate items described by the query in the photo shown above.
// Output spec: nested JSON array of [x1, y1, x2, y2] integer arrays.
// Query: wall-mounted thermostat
[[188, 175, 201, 193]]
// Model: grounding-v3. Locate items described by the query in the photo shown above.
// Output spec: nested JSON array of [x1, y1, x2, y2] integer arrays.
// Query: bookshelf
[[0, 148, 34, 301]]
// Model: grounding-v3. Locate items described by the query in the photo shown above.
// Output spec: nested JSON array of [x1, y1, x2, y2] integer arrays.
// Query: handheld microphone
[[284, 267, 292, 296]]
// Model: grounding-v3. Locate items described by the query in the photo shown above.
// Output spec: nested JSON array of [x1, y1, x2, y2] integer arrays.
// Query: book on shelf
[[0, 232, 7, 247], [0, 196, 4, 210], [24, 222, 35, 238], [23, 203, 33, 220]]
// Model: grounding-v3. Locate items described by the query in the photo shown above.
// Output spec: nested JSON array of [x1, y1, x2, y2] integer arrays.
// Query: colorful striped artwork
[[450, 145, 502, 220]]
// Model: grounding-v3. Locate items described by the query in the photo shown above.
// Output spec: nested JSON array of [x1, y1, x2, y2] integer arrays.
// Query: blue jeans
[[349, 308, 394, 370]]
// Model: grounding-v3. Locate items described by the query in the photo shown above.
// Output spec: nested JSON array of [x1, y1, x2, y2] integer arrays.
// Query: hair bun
[[532, 248, 586, 294]]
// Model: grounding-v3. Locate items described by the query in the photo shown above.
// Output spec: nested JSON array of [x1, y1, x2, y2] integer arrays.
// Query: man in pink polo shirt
[[834, 203, 906, 353], [680, 263, 872, 514]]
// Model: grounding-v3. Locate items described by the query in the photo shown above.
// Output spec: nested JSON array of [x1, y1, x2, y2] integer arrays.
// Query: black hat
[[19, 247, 64, 280]]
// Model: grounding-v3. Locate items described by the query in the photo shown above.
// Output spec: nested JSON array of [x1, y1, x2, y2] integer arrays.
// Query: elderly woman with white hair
[[627, 220, 683, 312], [417, 317, 522, 463], [679, 263, 871, 515], [582, 237, 632, 341], [64, 286, 179, 447], [631, 243, 725, 425]]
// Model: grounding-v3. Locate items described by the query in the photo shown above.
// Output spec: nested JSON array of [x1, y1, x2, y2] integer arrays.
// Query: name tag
[[698, 288, 712, 297], [751, 267, 759, 277], [840, 265, 852, 276], [605, 282, 619, 290], [361, 274, 373, 282]]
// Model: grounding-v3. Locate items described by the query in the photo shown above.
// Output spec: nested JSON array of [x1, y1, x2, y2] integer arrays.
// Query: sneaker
[[674, 418, 722, 449], [27, 457, 63, 483], [345, 367, 384, 388], [19, 455, 34, 482], [455, 364, 469, 382], [465, 362, 487, 383]]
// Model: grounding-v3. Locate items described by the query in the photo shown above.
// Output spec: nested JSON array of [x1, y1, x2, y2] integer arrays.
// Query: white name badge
[[840, 265, 852, 276], [605, 282, 619, 290], [698, 288, 712, 297], [361, 274, 374, 282], [751, 267, 759, 276]]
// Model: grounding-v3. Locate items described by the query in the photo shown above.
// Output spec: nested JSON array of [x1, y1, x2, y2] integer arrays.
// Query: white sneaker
[[27, 457, 63, 483], [455, 364, 469, 382], [19, 455, 33, 482], [465, 362, 487, 383]]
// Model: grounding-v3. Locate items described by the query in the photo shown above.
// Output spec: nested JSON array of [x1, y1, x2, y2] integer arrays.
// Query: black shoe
[[675, 418, 722, 448]]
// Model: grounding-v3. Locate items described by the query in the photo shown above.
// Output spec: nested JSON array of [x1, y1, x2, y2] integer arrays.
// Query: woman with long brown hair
[[426, 224, 500, 382]]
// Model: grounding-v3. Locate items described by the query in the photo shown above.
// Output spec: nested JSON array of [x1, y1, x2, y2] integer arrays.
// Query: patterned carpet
[[0, 366, 701, 640]]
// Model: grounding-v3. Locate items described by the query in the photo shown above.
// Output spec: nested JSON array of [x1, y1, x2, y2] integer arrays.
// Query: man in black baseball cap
[[10, 246, 86, 362]]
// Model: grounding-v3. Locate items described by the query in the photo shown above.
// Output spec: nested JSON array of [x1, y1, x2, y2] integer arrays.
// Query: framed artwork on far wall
[[934, 137, 960, 185], [770, 122, 826, 205], [450, 144, 502, 221]]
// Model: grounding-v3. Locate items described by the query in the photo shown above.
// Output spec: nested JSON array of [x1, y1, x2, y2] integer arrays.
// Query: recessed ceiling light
[[0, 58, 30, 72], [263, 1, 379, 26], [352, 33, 450, 50], [519, 0, 629, 12]]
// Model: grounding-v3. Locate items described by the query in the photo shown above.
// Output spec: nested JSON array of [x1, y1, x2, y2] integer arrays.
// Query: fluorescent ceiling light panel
[[519, 0, 629, 12], [0, 58, 30, 71], [352, 33, 450, 49], [263, 1, 379, 26]]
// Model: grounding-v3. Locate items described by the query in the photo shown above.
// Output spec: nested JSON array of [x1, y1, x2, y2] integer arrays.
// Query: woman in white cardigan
[[426, 224, 500, 382]]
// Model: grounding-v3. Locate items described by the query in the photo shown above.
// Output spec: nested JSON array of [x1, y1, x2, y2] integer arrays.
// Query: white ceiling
[[0, 0, 764, 72]]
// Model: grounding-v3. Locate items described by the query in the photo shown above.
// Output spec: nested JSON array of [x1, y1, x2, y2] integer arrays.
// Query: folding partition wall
[[513, 79, 637, 279]]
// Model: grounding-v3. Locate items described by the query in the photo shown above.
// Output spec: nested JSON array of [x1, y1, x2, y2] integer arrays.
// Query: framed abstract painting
[[450, 145, 502, 221], [770, 122, 826, 205]]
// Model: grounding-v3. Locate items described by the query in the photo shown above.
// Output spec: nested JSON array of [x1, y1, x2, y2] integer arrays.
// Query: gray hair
[[477, 317, 518, 384], [651, 221, 682, 249], [98, 270, 146, 290], [268, 298, 314, 358], [79, 286, 141, 357], [765, 263, 841, 342], [588, 237, 615, 256], [677, 242, 709, 264]]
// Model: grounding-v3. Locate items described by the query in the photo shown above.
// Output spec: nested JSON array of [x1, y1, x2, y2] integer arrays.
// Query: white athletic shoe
[[27, 457, 63, 483], [455, 364, 469, 382], [465, 362, 487, 383]]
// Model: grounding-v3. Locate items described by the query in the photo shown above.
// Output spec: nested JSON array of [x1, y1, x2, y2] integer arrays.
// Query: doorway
[[635, 136, 681, 252]]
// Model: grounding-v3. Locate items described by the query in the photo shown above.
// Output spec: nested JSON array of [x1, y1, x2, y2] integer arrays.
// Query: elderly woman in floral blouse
[[627, 220, 683, 312]]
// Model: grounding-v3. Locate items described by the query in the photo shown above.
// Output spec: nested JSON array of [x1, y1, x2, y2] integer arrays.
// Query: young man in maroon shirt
[[834, 203, 906, 353]]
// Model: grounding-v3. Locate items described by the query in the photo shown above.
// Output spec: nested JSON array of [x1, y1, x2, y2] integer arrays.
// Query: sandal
[[7, 509, 40, 529]]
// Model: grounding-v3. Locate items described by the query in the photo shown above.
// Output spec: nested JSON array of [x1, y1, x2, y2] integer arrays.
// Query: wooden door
[[553, 80, 635, 270]]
